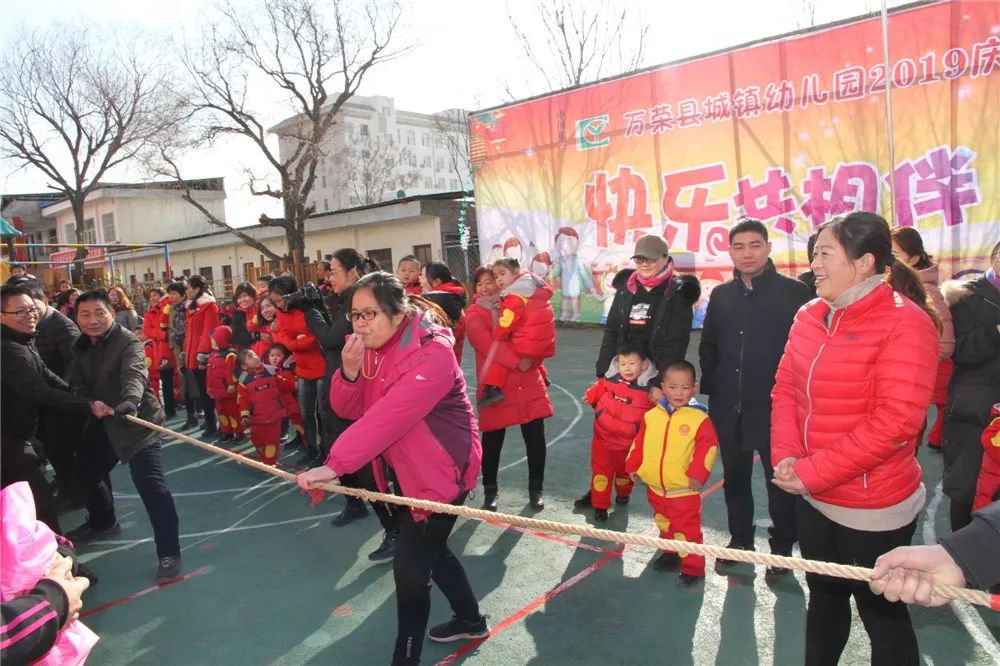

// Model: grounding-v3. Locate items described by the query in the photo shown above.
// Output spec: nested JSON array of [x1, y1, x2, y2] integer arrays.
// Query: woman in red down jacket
[[183, 275, 220, 438], [268, 276, 325, 464], [142, 287, 177, 417], [466, 266, 554, 512], [419, 262, 467, 362], [771, 212, 940, 666]]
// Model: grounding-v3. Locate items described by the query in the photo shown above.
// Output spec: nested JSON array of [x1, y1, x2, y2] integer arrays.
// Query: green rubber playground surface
[[71, 327, 1000, 665]]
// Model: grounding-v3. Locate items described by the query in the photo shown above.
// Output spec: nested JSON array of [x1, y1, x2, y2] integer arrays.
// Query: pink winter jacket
[[1, 483, 98, 665], [326, 313, 482, 520]]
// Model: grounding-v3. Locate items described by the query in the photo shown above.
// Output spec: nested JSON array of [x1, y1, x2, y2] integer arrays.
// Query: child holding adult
[[205, 326, 244, 444], [581, 344, 658, 521], [626, 360, 718, 587], [478, 258, 556, 407]]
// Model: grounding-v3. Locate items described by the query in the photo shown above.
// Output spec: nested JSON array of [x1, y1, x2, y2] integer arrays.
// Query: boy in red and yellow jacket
[[974, 404, 1000, 512], [581, 345, 657, 521], [267, 344, 306, 449], [236, 349, 288, 466], [205, 326, 244, 443], [627, 360, 718, 586], [479, 258, 556, 407]]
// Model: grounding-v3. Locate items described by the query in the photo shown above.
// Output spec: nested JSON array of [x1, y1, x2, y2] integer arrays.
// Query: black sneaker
[[528, 487, 544, 511], [482, 485, 498, 512], [367, 530, 398, 563], [330, 499, 368, 527], [201, 426, 218, 440], [573, 491, 593, 509], [216, 433, 235, 444], [652, 552, 681, 572], [715, 541, 755, 571], [182, 416, 199, 430], [428, 615, 490, 643], [477, 386, 505, 407], [765, 565, 791, 580], [594, 508, 609, 522], [65, 521, 122, 544], [231, 433, 247, 445], [615, 495, 631, 506], [677, 573, 703, 588], [156, 555, 181, 582]]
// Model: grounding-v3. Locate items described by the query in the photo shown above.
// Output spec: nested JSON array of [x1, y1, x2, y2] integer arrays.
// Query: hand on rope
[[124, 414, 999, 611]]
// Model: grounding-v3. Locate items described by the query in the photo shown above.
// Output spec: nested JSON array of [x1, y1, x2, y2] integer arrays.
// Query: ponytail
[[885, 259, 943, 335]]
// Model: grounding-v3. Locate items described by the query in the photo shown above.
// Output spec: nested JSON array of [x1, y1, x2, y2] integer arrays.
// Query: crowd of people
[[3, 213, 999, 665]]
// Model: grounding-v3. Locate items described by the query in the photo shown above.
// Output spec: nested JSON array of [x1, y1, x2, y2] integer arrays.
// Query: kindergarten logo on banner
[[470, 0, 1000, 325]]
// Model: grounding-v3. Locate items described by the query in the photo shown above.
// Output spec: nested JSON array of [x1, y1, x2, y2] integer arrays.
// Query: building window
[[346, 123, 355, 136], [421, 133, 430, 147], [221, 265, 233, 294], [362, 149, 370, 159], [408, 154, 417, 167], [243, 262, 255, 280], [367, 248, 393, 271], [144, 270, 155, 283], [360, 124, 369, 137], [421, 156, 431, 168], [436, 178, 445, 188], [129, 274, 137, 285], [64, 223, 75, 243], [435, 157, 444, 171], [435, 137, 444, 148], [405, 129, 415, 146], [80, 218, 96, 244], [46, 228, 57, 244], [182, 269, 192, 278], [381, 105, 391, 116], [321, 175, 327, 188], [449, 178, 459, 190], [424, 177, 432, 188], [413, 244, 433, 266], [323, 198, 329, 211], [100, 213, 115, 243], [199, 267, 214, 281]]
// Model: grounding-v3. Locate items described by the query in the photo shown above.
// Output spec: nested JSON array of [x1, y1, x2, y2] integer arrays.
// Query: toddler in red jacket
[[479, 257, 556, 407], [236, 349, 289, 466], [134, 324, 160, 398], [581, 345, 658, 521], [626, 360, 718, 587], [267, 343, 306, 449], [974, 403, 1000, 512], [205, 326, 244, 444]]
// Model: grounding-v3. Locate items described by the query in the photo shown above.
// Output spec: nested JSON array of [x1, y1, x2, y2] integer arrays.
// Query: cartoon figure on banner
[[551, 227, 594, 322], [503, 237, 525, 262], [691, 270, 726, 329], [531, 251, 553, 281], [591, 248, 630, 324], [488, 243, 504, 264]]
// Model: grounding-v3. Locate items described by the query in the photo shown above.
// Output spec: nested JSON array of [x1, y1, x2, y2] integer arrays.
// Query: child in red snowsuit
[[479, 257, 556, 407], [236, 349, 288, 466], [205, 326, 244, 443], [626, 360, 718, 586], [267, 344, 305, 448], [974, 403, 1000, 512], [581, 345, 657, 521], [135, 325, 161, 399]]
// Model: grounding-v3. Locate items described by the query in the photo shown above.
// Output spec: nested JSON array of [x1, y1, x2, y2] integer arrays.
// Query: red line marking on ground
[[482, 519, 616, 555], [79, 566, 212, 618], [435, 470, 735, 664]]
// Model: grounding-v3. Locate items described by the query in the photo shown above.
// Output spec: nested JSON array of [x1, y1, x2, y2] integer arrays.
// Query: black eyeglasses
[[346, 309, 382, 322], [1, 306, 40, 320]]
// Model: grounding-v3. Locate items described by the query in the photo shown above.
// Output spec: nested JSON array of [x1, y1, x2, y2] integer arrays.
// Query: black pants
[[392, 494, 479, 665], [160, 367, 177, 415], [949, 499, 973, 532], [718, 422, 796, 553], [191, 368, 216, 427], [79, 429, 181, 558], [327, 407, 398, 532], [797, 498, 918, 666], [36, 409, 82, 489], [1, 436, 61, 534], [480, 418, 546, 487]]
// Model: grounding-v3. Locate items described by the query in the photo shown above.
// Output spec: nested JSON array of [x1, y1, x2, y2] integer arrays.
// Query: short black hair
[[166, 281, 186, 297], [268, 275, 298, 296], [493, 257, 520, 272], [11, 263, 26, 270], [729, 218, 768, 243], [806, 233, 818, 264], [76, 289, 113, 310], [661, 359, 697, 384], [24, 283, 46, 303], [398, 255, 420, 267], [266, 343, 291, 359], [1, 284, 33, 309], [257, 273, 274, 284], [616, 343, 646, 360], [319, 260, 332, 271], [424, 261, 454, 284], [233, 282, 257, 301]]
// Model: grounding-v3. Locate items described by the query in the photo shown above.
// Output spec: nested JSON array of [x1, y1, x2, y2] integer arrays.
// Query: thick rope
[[128, 415, 997, 610]]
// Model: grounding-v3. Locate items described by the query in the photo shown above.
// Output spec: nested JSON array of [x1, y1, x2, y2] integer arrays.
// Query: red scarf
[[626, 262, 674, 294]]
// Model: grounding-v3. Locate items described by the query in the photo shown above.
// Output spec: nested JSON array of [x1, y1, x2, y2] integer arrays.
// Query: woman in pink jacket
[[891, 226, 955, 450], [296, 272, 487, 666], [771, 212, 940, 665]]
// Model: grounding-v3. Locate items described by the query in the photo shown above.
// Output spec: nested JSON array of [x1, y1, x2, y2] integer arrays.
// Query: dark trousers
[[797, 498, 918, 666], [297, 377, 320, 451], [480, 418, 546, 487], [1, 436, 61, 534], [36, 410, 81, 488], [718, 421, 796, 553], [160, 367, 177, 415], [327, 407, 398, 532], [392, 494, 479, 665], [191, 368, 215, 426], [79, 429, 180, 558]]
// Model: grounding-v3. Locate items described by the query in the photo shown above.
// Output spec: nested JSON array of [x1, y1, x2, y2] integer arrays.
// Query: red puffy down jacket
[[771, 283, 939, 509], [237, 368, 288, 425], [184, 294, 219, 369], [273, 308, 324, 380], [507, 279, 556, 360], [584, 374, 654, 451], [205, 350, 238, 400]]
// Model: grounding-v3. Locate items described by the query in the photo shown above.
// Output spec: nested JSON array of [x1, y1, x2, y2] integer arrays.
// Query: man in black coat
[[0, 285, 108, 533], [576, 235, 701, 509], [942, 243, 1000, 531], [699, 219, 812, 576], [66, 290, 182, 582]]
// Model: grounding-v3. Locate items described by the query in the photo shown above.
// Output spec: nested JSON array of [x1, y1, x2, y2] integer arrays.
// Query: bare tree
[[177, 0, 407, 264], [333, 134, 420, 206], [0, 26, 179, 275], [431, 109, 472, 192], [505, 0, 648, 97]]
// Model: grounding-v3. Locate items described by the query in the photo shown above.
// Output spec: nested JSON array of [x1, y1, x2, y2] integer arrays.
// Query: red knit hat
[[212, 325, 233, 348]]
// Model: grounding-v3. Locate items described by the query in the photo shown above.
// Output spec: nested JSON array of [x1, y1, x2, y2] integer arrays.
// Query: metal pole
[[162, 244, 172, 282], [881, 0, 896, 224]]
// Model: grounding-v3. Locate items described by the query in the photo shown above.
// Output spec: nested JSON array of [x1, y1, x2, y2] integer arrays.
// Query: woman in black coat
[[942, 241, 1000, 531]]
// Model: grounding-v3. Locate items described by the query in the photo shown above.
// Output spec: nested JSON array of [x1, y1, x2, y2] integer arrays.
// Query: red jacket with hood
[[205, 326, 238, 400], [584, 359, 657, 451], [771, 283, 939, 509], [142, 300, 170, 367], [184, 293, 219, 369], [273, 307, 324, 380]]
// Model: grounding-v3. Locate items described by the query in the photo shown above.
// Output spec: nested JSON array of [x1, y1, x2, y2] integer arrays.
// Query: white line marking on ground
[[93, 510, 342, 546], [498, 381, 584, 472], [114, 487, 259, 499], [924, 482, 1000, 661]]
